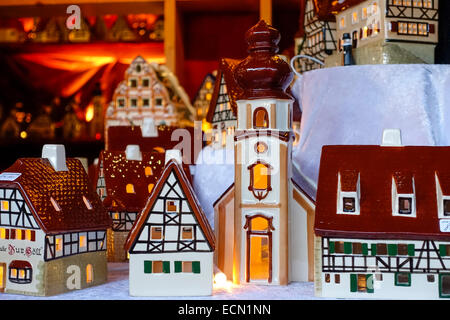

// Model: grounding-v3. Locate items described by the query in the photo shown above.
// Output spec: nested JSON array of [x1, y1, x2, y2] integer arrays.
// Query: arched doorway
[[244, 214, 274, 283]]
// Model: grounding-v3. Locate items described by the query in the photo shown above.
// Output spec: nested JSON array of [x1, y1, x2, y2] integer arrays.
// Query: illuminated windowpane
[[19, 269, 25, 279], [352, 12, 358, 24], [145, 167, 153, 177], [340, 17, 345, 29], [1, 201, 8, 211], [362, 7, 368, 19], [0, 228, 5, 239], [253, 108, 268, 128], [86, 264, 93, 283], [79, 235, 86, 248], [55, 238, 62, 251], [399, 197, 412, 214], [250, 235, 270, 281], [126, 184, 135, 194], [148, 184, 154, 193], [182, 227, 193, 240], [206, 93, 212, 101], [253, 163, 269, 190], [11, 269, 17, 278], [251, 217, 269, 232], [151, 227, 162, 240], [205, 81, 212, 90]]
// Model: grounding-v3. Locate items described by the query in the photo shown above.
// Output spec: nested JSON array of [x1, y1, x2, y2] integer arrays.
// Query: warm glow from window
[[26, 230, 32, 241], [253, 163, 269, 190], [153, 147, 165, 153], [205, 81, 212, 90], [340, 17, 345, 28], [254, 108, 269, 128], [11, 269, 17, 278], [148, 184, 154, 193], [126, 184, 135, 194], [114, 212, 119, 220], [86, 264, 93, 283], [80, 235, 87, 248], [0, 228, 5, 239], [145, 167, 153, 177], [362, 7, 368, 19], [1, 201, 8, 211], [182, 227, 193, 240], [16, 230, 22, 240], [19, 269, 25, 279], [206, 93, 212, 101], [85, 104, 94, 122], [251, 217, 269, 232], [55, 238, 62, 251]]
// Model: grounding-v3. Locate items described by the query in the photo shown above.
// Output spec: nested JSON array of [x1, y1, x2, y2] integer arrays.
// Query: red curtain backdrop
[[0, 42, 164, 111]]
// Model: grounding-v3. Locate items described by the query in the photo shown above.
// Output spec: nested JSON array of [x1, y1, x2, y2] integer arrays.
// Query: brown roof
[[206, 58, 243, 124], [124, 159, 215, 252], [107, 125, 205, 165], [315, 145, 450, 241], [315, 0, 365, 20], [100, 150, 166, 212], [1, 158, 111, 234]]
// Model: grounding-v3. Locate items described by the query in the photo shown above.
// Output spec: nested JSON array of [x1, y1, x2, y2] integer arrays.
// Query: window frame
[[252, 107, 269, 129], [247, 161, 273, 201]]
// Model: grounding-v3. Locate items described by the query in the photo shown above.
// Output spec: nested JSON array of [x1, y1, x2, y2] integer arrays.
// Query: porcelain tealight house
[[314, 130, 450, 299], [125, 150, 215, 296], [213, 21, 316, 286], [0, 144, 111, 296]]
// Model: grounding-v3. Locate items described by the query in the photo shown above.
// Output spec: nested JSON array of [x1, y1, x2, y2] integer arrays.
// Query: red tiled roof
[[106, 125, 205, 165], [315, 145, 450, 241], [1, 158, 111, 234], [124, 159, 215, 252], [206, 58, 243, 124], [100, 150, 166, 212]]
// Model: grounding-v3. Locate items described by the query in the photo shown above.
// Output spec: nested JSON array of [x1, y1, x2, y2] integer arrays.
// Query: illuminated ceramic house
[[314, 130, 450, 299], [96, 145, 166, 261], [213, 21, 316, 286], [206, 58, 242, 149], [193, 72, 216, 123], [0, 144, 111, 296], [125, 150, 215, 296], [296, 0, 337, 72], [316, 0, 439, 66], [105, 56, 178, 138]]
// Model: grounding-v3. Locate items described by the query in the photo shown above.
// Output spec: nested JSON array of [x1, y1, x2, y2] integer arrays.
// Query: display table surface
[[0, 263, 326, 300]]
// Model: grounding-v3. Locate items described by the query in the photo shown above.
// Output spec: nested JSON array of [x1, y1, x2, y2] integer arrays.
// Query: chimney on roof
[[141, 118, 158, 137], [381, 129, 402, 147], [42, 144, 68, 171], [125, 145, 142, 161], [165, 149, 182, 165]]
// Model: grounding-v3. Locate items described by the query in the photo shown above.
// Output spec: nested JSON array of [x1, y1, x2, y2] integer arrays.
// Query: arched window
[[126, 184, 135, 194], [248, 162, 272, 200], [253, 107, 269, 128], [86, 264, 93, 284]]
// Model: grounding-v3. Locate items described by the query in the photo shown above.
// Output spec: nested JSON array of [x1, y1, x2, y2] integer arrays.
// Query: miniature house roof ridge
[[314, 145, 450, 241], [2, 157, 111, 234], [314, 0, 364, 20], [124, 159, 215, 252], [206, 58, 243, 124]]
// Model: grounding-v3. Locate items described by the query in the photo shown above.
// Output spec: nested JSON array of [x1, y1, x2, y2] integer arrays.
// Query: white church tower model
[[212, 20, 315, 286]]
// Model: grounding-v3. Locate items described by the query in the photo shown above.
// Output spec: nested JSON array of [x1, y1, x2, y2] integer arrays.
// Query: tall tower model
[[232, 21, 294, 285]]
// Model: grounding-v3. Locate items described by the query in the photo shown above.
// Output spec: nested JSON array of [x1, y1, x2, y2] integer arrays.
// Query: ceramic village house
[[314, 131, 450, 299], [212, 21, 315, 286], [125, 150, 215, 296], [0, 144, 111, 296]]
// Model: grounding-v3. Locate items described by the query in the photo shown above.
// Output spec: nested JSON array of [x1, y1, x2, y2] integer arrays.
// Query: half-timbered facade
[[316, 0, 439, 65], [125, 155, 215, 296], [206, 58, 241, 149], [0, 145, 111, 296], [96, 147, 166, 261], [297, 0, 337, 73], [314, 142, 450, 299], [193, 73, 216, 123]]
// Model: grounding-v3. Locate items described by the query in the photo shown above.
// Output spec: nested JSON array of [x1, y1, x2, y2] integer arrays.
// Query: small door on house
[[0, 263, 5, 292], [246, 215, 273, 283]]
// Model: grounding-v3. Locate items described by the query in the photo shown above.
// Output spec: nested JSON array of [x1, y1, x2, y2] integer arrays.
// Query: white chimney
[[165, 149, 182, 165], [42, 144, 68, 171], [141, 118, 158, 137], [381, 129, 402, 147], [125, 145, 142, 161]]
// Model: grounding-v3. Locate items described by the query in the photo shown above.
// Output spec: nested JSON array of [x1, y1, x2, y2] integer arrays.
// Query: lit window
[[86, 264, 93, 283], [113, 212, 119, 220], [206, 93, 212, 101], [16, 230, 22, 240], [166, 201, 177, 212], [182, 227, 193, 240], [248, 162, 272, 201], [83, 196, 93, 210], [255, 142, 268, 153], [151, 227, 163, 240], [352, 12, 358, 24], [55, 237, 62, 251], [1, 200, 8, 211], [372, 2, 378, 14], [148, 184, 154, 193], [340, 17, 345, 29], [145, 167, 153, 177], [126, 184, 135, 194], [79, 235, 87, 248], [413, 0, 423, 6], [398, 197, 412, 214], [362, 7, 368, 19], [205, 81, 212, 90], [0, 228, 5, 239], [50, 197, 61, 212], [402, 0, 411, 5], [221, 130, 226, 147], [253, 108, 269, 128]]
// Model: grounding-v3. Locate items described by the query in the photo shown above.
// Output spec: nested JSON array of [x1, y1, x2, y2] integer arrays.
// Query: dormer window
[[444, 200, 450, 216], [434, 173, 450, 219], [337, 171, 360, 215], [398, 197, 412, 215], [392, 174, 416, 218]]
